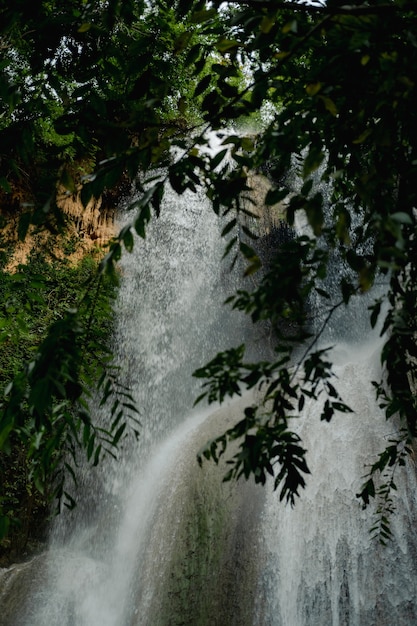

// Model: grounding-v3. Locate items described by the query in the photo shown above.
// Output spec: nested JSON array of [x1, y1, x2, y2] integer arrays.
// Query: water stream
[[257, 340, 417, 625], [1, 183, 417, 625]]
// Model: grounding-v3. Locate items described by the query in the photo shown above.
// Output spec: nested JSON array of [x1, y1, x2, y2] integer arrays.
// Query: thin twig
[[291, 295, 349, 382]]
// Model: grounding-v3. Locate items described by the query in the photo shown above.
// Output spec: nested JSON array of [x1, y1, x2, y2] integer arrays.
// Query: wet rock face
[[58, 189, 116, 246], [0, 554, 48, 626], [131, 396, 265, 626], [243, 172, 288, 239], [256, 222, 294, 269], [1, 178, 119, 271], [241, 171, 295, 270], [0, 550, 107, 626]]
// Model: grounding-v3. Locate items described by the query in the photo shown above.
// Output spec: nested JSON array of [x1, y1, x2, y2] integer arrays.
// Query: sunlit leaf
[[216, 38, 240, 53], [260, 16, 275, 34], [318, 95, 338, 116], [282, 19, 297, 34], [306, 82, 322, 96]]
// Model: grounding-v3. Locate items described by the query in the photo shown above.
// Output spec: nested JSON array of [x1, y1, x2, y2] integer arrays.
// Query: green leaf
[[315, 287, 330, 299], [369, 301, 381, 329], [112, 423, 126, 446], [306, 82, 322, 96], [194, 74, 212, 98], [352, 129, 372, 144], [265, 187, 288, 206], [282, 20, 297, 34], [60, 169, 76, 193], [318, 95, 338, 116], [390, 212, 413, 225], [221, 218, 237, 237], [151, 184, 164, 217], [303, 147, 325, 178], [18, 212, 32, 241], [185, 44, 201, 66], [122, 228, 134, 253], [134, 204, 151, 239], [93, 444, 102, 467], [0, 177, 11, 193], [191, 9, 217, 23], [244, 257, 262, 276], [260, 16, 275, 34], [211, 149, 228, 170], [216, 39, 240, 53], [239, 241, 257, 260], [332, 401, 353, 413], [87, 433, 95, 460], [0, 421, 13, 451]]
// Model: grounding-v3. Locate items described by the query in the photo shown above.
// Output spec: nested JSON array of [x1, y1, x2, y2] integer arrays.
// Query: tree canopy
[[1, 0, 417, 546]]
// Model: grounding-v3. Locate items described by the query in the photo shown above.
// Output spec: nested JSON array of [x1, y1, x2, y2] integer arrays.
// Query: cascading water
[[255, 213, 417, 624], [1, 175, 417, 625], [0, 183, 268, 626], [256, 339, 417, 625]]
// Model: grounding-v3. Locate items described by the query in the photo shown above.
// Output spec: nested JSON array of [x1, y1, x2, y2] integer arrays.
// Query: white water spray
[[257, 338, 417, 625]]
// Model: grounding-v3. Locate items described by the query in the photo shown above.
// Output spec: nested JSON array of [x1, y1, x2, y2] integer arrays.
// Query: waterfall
[[257, 340, 417, 625], [1, 181, 417, 625], [253, 190, 417, 623], [0, 184, 267, 626]]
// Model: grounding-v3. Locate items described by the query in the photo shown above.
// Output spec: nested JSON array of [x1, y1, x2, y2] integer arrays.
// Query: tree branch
[[228, 1, 417, 16]]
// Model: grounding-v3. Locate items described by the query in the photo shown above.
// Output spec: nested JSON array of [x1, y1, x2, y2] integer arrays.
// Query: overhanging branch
[[227, 1, 417, 16]]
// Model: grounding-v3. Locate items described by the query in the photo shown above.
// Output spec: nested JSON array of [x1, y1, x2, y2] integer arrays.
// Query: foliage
[[0, 0, 223, 218], [0, 0, 214, 546], [0, 248, 139, 554], [187, 0, 417, 543], [1, 0, 417, 546]]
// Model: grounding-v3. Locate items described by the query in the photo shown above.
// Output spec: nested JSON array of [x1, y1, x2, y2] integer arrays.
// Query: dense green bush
[[0, 245, 132, 560]]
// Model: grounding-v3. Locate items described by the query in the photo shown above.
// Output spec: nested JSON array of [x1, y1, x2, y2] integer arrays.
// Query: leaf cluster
[[195, 343, 352, 504], [0, 250, 139, 553], [187, 0, 417, 534]]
